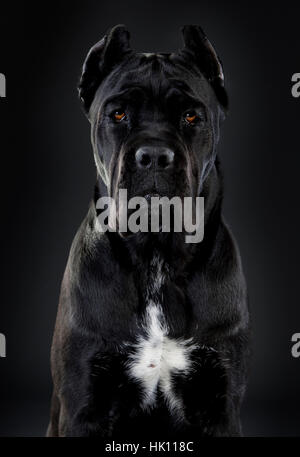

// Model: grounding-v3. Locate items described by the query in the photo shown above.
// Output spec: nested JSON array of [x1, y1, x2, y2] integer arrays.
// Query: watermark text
[[291, 73, 300, 98], [291, 333, 300, 358], [0, 333, 6, 358], [96, 190, 204, 243], [0, 73, 6, 98]]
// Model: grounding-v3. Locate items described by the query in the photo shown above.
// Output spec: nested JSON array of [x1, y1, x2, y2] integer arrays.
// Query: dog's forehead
[[96, 52, 215, 108]]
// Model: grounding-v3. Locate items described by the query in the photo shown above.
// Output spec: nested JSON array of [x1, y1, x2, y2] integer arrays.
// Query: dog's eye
[[113, 111, 126, 122], [184, 113, 197, 125]]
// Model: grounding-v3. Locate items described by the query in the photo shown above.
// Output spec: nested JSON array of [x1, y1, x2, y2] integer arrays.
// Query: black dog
[[47, 24, 250, 438]]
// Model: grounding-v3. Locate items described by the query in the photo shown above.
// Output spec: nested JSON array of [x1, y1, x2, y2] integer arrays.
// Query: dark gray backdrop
[[0, 0, 299, 436]]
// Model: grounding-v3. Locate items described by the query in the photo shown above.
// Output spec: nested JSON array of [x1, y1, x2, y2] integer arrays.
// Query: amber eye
[[114, 111, 126, 122], [185, 113, 197, 124]]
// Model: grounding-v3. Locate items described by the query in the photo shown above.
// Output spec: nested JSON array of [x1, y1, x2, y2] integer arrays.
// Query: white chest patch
[[127, 255, 198, 418]]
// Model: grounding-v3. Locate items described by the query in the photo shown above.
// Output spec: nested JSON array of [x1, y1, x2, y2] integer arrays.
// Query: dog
[[47, 24, 250, 438]]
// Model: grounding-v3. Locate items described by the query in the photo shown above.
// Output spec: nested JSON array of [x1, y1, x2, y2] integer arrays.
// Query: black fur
[[47, 24, 250, 438]]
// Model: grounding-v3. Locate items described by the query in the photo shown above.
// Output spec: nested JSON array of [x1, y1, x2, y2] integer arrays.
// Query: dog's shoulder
[[57, 205, 139, 337], [186, 218, 249, 338], [68, 204, 119, 279]]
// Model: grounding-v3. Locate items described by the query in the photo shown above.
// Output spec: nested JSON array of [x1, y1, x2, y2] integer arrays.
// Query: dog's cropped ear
[[78, 24, 131, 115], [181, 25, 228, 110]]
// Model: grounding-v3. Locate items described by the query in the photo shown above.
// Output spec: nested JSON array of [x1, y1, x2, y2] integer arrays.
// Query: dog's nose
[[135, 146, 174, 170]]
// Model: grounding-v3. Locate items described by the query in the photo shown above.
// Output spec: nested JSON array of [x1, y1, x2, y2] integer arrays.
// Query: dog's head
[[79, 24, 227, 209]]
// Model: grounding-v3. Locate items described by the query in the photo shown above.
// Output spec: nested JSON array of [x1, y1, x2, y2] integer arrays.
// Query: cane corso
[[47, 24, 250, 438]]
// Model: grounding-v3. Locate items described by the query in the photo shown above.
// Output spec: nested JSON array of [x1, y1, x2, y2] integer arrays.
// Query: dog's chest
[[127, 254, 197, 416]]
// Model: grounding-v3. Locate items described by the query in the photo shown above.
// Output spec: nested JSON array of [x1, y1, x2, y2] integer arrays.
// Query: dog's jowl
[[48, 24, 250, 438]]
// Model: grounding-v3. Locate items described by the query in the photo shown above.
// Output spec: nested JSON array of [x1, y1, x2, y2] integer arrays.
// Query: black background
[[0, 0, 299, 436]]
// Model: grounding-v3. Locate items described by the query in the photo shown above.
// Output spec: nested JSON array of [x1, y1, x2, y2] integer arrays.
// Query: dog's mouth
[[112, 190, 170, 238], [144, 192, 161, 201]]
